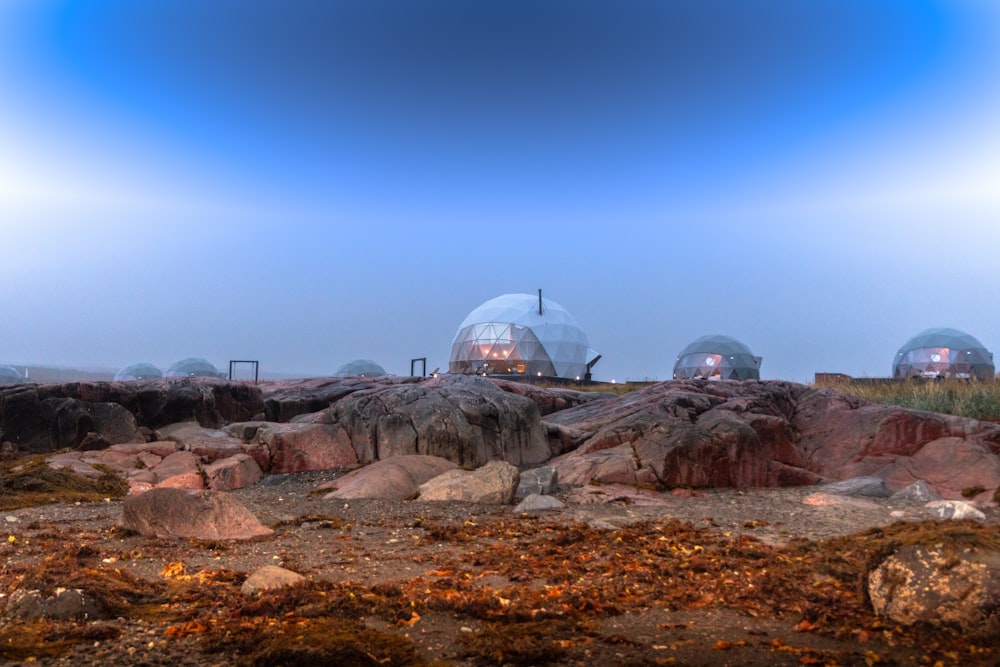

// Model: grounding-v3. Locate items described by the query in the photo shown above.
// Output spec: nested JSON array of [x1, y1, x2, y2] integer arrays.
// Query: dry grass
[[0, 455, 129, 510], [819, 379, 1000, 421]]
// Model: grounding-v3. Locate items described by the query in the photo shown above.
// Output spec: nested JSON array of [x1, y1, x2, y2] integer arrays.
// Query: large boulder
[[418, 460, 520, 504], [260, 376, 420, 423], [203, 454, 264, 492], [869, 541, 1000, 636], [257, 423, 359, 473], [157, 422, 245, 461], [791, 388, 1000, 478], [866, 437, 1000, 501], [322, 455, 457, 500], [1, 379, 265, 454], [312, 375, 551, 468], [119, 488, 273, 540], [548, 381, 807, 489], [545, 380, 1000, 495]]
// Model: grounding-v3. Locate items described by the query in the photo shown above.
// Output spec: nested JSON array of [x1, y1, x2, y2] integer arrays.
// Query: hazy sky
[[2, 0, 999, 383]]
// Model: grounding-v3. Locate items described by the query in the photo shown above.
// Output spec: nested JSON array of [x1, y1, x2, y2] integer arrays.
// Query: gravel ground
[[1, 472, 998, 666]]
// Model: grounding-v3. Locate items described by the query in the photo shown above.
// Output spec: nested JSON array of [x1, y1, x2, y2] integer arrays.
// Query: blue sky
[[2, 0, 999, 382]]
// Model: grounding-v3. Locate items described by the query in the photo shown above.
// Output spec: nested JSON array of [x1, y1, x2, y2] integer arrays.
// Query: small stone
[[241, 565, 305, 595], [513, 494, 565, 513], [891, 481, 941, 503], [926, 500, 986, 521]]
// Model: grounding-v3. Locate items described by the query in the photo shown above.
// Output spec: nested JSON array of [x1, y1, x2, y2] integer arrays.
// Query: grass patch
[[0, 456, 129, 510], [820, 379, 1000, 421]]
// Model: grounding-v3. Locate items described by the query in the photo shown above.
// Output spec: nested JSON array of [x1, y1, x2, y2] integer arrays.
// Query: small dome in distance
[[673, 335, 762, 381], [334, 359, 387, 377], [893, 327, 994, 380], [164, 358, 221, 378], [114, 363, 163, 381], [0, 364, 25, 386]]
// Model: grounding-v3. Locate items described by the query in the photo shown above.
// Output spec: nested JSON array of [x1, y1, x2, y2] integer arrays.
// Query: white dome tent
[[449, 291, 600, 380], [0, 364, 24, 386], [164, 358, 222, 378], [334, 359, 387, 377], [673, 335, 762, 381], [892, 327, 994, 380], [114, 362, 163, 381]]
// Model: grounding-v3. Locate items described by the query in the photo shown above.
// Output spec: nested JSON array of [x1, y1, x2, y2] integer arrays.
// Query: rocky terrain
[[1, 375, 999, 665]]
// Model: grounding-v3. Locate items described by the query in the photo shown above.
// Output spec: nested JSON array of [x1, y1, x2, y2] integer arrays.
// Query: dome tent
[[164, 358, 221, 378], [449, 292, 599, 379], [673, 335, 762, 381], [0, 364, 24, 386], [334, 359, 387, 377], [892, 327, 994, 380], [114, 362, 163, 381]]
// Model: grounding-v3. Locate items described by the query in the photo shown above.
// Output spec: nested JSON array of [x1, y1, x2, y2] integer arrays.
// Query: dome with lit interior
[[449, 293, 599, 379], [892, 328, 994, 380], [164, 358, 221, 378], [673, 335, 761, 381]]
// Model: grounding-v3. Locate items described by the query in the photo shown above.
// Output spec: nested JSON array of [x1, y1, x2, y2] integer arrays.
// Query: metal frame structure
[[228, 360, 260, 383]]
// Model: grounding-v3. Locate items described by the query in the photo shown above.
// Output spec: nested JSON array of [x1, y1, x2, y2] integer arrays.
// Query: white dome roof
[[334, 359, 387, 377], [893, 327, 994, 380], [450, 293, 596, 379]]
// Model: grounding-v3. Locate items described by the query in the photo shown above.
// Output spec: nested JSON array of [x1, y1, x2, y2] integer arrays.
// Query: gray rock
[[157, 422, 245, 461], [0, 379, 265, 454], [323, 455, 457, 501], [818, 476, 890, 498], [120, 488, 273, 540], [241, 565, 305, 595], [869, 542, 1000, 635], [89, 402, 144, 445], [203, 453, 264, 492], [418, 460, 521, 504], [513, 493, 565, 513], [314, 375, 551, 468], [257, 422, 358, 473], [891, 480, 941, 503], [926, 500, 987, 521], [224, 420, 271, 442], [150, 450, 203, 485], [516, 466, 559, 498], [4, 588, 105, 620]]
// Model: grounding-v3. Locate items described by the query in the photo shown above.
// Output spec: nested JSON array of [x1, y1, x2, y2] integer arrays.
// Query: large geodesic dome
[[0, 365, 24, 386], [114, 363, 163, 381], [449, 293, 599, 379], [673, 335, 762, 381], [334, 359, 387, 377], [892, 328, 994, 380], [164, 358, 221, 378]]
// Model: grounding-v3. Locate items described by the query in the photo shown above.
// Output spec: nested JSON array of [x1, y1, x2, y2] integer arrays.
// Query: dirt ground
[[1, 471, 999, 666]]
